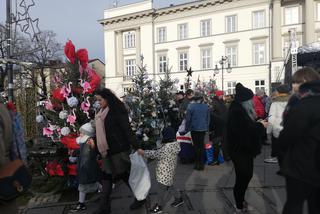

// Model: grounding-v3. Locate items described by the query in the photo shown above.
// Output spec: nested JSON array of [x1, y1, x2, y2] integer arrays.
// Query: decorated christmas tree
[[157, 66, 180, 131], [36, 40, 101, 177], [194, 77, 217, 105], [123, 61, 160, 149]]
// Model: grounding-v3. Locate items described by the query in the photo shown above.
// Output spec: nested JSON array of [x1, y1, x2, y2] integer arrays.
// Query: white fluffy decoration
[[59, 110, 68, 119], [67, 96, 79, 107], [61, 127, 71, 136], [36, 115, 44, 123]]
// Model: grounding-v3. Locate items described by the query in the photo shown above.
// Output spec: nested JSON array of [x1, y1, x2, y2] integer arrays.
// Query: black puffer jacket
[[104, 110, 137, 156], [227, 101, 264, 157], [278, 81, 320, 186]]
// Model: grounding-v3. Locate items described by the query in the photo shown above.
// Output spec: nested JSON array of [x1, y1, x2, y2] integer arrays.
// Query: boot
[[130, 198, 146, 210]]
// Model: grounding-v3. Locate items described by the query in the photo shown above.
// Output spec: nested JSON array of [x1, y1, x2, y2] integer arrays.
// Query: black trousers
[[283, 176, 320, 214], [97, 172, 130, 213], [231, 152, 254, 209], [191, 131, 206, 166], [271, 136, 279, 157]]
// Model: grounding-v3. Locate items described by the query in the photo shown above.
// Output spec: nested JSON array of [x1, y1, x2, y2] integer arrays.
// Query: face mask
[[76, 136, 88, 144]]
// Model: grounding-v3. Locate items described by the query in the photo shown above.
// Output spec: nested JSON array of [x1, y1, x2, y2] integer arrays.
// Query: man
[[179, 89, 194, 119], [209, 90, 230, 163]]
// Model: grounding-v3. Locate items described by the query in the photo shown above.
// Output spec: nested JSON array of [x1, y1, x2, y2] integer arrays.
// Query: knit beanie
[[234, 83, 254, 102], [77, 122, 95, 144], [161, 127, 176, 143]]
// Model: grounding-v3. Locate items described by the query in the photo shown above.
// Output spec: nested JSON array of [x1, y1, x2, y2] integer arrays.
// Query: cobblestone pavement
[[24, 146, 304, 214]]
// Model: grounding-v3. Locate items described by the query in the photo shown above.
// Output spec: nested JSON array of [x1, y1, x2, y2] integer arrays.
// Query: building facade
[[100, 0, 319, 97]]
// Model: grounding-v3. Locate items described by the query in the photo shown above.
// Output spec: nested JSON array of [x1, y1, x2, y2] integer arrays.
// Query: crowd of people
[[1, 67, 320, 214]]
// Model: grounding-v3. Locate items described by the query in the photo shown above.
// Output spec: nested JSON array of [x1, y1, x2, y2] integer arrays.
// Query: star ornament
[[186, 67, 193, 77]]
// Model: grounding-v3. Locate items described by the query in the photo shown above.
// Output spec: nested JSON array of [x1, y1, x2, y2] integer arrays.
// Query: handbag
[[0, 159, 32, 202]]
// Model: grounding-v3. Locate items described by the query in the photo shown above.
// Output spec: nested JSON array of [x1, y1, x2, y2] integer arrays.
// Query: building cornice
[[155, 49, 169, 53], [223, 39, 240, 44], [176, 46, 191, 50], [198, 43, 214, 47], [250, 35, 269, 40], [99, 9, 155, 25]]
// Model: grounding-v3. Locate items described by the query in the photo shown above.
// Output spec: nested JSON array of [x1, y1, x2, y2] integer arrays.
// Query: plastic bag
[[129, 152, 151, 200]]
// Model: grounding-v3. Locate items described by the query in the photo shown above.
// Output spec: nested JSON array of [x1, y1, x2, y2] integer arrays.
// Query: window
[[285, 6, 299, 25], [226, 15, 237, 33], [253, 10, 265, 29], [124, 32, 136, 48], [178, 52, 188, 71], [255, 80, 265, 93], [158, 55, 167, 73], [201, 48, 212, 69], [125, 59, 136, 77], [253, 43, 266, 65], [178, 23, 188, 40], [226, 45, 238, 67], [227, 81, 237, 95], [157, 27, 166, 43], [200, 19, 211, 37]]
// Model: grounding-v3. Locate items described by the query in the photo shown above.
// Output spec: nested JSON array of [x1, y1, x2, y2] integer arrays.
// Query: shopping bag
[[176, 131, 192, 144], [205, 144, 214, 165], [129, 152, 151, 201]]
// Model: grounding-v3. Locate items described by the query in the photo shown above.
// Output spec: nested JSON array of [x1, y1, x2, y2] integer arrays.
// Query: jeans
[[283, 176, 320, 214], [231, 152, 254, 209]]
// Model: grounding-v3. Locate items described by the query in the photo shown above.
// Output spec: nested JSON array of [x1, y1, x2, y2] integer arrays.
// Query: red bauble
[[52, 88, 65, 102]]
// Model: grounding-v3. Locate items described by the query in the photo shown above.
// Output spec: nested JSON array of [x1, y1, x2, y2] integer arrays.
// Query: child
[[70, 122, 102, 212], [137, 127, 184, 214]]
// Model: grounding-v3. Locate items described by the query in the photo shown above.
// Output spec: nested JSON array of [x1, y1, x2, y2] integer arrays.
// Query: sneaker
[[130, 198, 146, 210], [234, 208, 247, 213], [264, 157, 278, 164], [171, 198, 184, 207], [70, 203, 86, 212], [209, 160, 219, 166], [150, 204, 163, 213]]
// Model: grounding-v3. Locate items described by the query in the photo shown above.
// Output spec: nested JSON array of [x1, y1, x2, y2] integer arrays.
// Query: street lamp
[[214, 56, 232, 92]]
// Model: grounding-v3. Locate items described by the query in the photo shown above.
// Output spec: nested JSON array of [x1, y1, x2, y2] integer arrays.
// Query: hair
[[292, 67, 320, 84], [241, 99, 256, 121], [186, 89, 194, 96], [95, 88, 128, 114]]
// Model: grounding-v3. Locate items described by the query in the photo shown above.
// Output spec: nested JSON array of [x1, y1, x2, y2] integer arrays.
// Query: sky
[[0, 0, 195, 62]]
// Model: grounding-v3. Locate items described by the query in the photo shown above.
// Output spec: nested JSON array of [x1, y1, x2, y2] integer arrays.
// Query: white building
[[100, 0, 319, 97]]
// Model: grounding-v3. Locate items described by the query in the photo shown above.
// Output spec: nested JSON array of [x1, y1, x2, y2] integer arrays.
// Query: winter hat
[[161, 127, 176, 143], [235, 83, 254, 103], [215, 90, 224, 97], [276, 84, 291, 94], [77, 122, 95, 144]]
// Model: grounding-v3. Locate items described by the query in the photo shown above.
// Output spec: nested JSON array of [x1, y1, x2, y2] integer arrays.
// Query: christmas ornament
[[36, 115, 44, 123], [61, 127, 71, 136], [143, 134, 149, 142], [67, 109, 77, 127], [67, 96, 79, 107], [59, 110, 68, 120], [81, 97, 91, 118]]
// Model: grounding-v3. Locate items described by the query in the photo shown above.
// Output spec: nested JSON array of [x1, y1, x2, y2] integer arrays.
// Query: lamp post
[[214, 56, 232, 92]]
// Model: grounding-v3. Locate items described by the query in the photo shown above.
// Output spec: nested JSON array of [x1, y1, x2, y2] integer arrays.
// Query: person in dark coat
[[279, 76, 320, 213], [94, 88, 143, 214], [209, 90, 229, 164], [227, 83, 267, 213], [185, 93, 210, 171], [70, 122, 101, 212]]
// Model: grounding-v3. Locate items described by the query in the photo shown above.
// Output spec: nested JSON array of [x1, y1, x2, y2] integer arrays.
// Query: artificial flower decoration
[[76, 49, 89, 69], [52, 88, 65, 102], [64, 40, 76, 64]]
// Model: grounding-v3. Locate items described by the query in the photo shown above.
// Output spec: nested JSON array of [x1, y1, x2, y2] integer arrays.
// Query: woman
[[278, 68, 320, 214], [94, 88, 144, 214], [185, 93, 210, 171], [264, 84, 291, 164], [227, 83, 267, 213]]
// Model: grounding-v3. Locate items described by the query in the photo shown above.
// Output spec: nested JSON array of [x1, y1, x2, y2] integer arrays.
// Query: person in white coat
[[264, 84, 291, 164], [138, 127, 184, 214]]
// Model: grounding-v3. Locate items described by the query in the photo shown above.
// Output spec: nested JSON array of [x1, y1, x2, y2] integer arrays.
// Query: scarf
[[95, 107, 109, 157]]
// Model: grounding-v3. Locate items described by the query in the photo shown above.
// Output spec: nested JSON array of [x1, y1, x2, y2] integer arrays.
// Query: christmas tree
[[157, 66, 180, 131], [36, 40, 101, 178], [123, 61, 160, 149]]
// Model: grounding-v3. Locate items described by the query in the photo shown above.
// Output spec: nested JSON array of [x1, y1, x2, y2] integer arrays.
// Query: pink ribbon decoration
[[81, 97, 91, 118]]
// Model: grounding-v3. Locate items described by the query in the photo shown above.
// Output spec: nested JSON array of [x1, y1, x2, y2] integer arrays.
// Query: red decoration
[[87, 69, 101, 93], [52, 88, 65, 102], [6, 102, 16, 112], [76, 49, 89, 69], [215, 90, 224, 97], [67, 164, 77, 176], [45, 161, 64, 176], [72, 87, 83, 94], [60, 133, 80, 150], [64, 40, 76, 64]]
